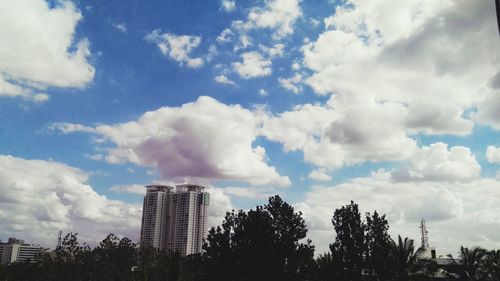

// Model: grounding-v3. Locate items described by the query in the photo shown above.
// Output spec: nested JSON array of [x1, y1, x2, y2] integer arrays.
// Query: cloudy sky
[[1, 0, 499, 255]]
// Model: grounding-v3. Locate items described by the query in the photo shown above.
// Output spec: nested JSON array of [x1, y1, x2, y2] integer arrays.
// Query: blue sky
[[0, 0, 499, 255]]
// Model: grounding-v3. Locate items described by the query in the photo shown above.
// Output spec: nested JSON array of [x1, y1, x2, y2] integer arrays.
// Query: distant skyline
[[0, 0, 499, 255]]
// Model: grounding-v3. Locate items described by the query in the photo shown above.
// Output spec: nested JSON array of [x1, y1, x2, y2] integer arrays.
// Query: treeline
[[0, 196, 499, 281]]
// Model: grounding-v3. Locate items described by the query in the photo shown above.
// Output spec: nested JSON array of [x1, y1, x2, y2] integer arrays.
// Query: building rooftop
[[145, 185, 174, 192], [175, 184, 205, 193]]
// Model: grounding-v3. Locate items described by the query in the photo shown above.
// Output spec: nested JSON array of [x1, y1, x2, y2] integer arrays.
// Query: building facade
[[0, 238, 45, 265], [140, 184, 209, 256]]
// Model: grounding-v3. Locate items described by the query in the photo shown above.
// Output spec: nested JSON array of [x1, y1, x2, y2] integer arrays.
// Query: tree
[[52, 232, 91, 281], [389, 236, 436, 281], [447, 246, 487, 281], [365, 211, 393, 281], [390, 236, 418, 281], [93, 234, 137, 281], [330, 201, 366, 281], [314, 253, 338, 281], [202, 195, 315, 281], [202, 210, 239, 281], [483, 249, 500, 281]]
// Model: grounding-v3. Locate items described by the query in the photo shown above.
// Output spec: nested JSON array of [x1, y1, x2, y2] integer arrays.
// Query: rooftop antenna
[[420, 218, 429, 249]]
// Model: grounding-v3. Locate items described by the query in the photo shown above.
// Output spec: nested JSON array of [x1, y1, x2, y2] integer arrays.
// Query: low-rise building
[[0, 238, 46, 264]]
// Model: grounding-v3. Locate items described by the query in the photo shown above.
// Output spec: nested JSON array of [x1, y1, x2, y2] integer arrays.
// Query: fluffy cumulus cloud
[[392, 143, 481, 183], [218, 0, 301, 52], [296, 142, 496, 255], [109, 184, 146, 195], [52, 96, 290, 187], [0, 155, 141, 247], [0, 0, 95, 102], [233, 51, 272, 79], [302, 0, 499, 134], [307, 168, 332, 181], [486, 146, 500, 164], [145, 30, 204, 68], [246, 0, 302, 38], [262, 95, 417, 169], [214, 74, 237, 85], [279, 73, 303, 94], [221, 0, 236, 12]]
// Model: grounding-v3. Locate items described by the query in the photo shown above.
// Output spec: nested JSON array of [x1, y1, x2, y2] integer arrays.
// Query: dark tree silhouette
[[203, 195, 315, 281], [93, 234, 136, 281], [447, 246, 488, 281], [365, 211, 393, 281], [314, 253, 338, 281], [330, 201, 366, 281], [483, 249, 500, 280]]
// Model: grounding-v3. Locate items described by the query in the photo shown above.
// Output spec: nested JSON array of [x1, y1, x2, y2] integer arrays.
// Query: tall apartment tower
[[140, 184, 210, 256]]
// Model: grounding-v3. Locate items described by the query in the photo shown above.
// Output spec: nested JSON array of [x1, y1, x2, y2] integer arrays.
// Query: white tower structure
[[417, 218, 437, 259], [140, 184, 209, 256]]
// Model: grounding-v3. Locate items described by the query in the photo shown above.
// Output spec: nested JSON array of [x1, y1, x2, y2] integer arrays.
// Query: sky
[[0, 0, 499, 256]]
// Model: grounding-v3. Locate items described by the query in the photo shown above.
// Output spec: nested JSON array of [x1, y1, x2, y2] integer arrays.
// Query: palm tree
[[389, 236, 435, 281], [482, 250, 500, 281], [446, 246, 487, 281]]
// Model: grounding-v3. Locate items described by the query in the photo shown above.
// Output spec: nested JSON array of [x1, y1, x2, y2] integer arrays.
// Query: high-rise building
[[140, 184, 209, 256], [0, 238, 46, 265]]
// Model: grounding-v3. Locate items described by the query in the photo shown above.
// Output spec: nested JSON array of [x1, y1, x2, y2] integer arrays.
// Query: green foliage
[[330, 201, 366, 281], [365, 211, 393, 281], [202, 195, 315, 281], [446, 246, 500, 281]]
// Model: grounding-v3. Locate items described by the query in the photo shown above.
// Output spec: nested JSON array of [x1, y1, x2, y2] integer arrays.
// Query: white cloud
[[217, 28, 234, 44], [474, 87, 500, 130], [113, 23, 127, 33], [279, 73, 303, 94], [0, 155, 142, 247], [49, 122, 96, 134], [0, 0, 95, 102], [221, 0, 236, 12], [145, 30, 204, 68], [206, 45, 218, 62], [310, 18, 320, 27], [302, 0, 497, 136], [259, 43, 285, 58], [246, 0, 302, 38], [223, 186, 273, 200], [486, 146, 500, 164], [392, 142, 481, 183], [214, 74, 237, 85], [308, 168, 332, 181], [109, 184, 146, 195], [262, 95, 417, 169], [291, 62, 301, 71], [205, 186, 234, 228], [233, 51, 272, 79], [259, 88, 269, 96], [52, 96, 290, 187]]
